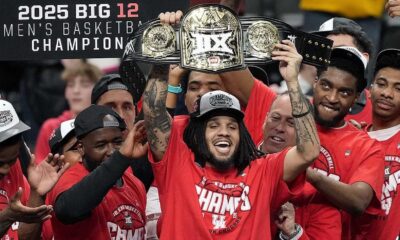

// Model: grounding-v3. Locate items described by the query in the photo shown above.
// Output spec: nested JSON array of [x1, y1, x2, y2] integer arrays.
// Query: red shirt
[[353, 127, 400, 240], [47, 163, 146, 240], [294, 123, 384, 239], [243, 80, 276, 145], [149, 116, 304, 240], [344, 89, 372, 126], [0, 161, 30, 240], [34, 110, 73, 162]]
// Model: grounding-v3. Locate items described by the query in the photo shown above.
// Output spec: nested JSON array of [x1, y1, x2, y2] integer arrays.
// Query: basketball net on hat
[[0, 99, 30, 142]]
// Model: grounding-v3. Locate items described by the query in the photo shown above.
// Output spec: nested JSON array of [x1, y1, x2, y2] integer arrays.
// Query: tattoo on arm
[[143, 65, 171, 161], [287, 86, 319, 154]]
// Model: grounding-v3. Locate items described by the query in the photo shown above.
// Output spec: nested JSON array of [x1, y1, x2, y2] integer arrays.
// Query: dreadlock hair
[[183, 112, 265, 174]]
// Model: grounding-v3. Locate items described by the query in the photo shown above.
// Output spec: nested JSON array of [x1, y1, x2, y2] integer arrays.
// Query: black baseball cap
[[375, 48, 400, 74], [49, 119, 75, 154], [91, 74, 134, 104], [75, 105, 126, 139], [329, 47, 366, 92], [312, 17, 363, 36]]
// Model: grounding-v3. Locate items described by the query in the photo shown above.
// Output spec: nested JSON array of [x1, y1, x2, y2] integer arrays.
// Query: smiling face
[[205, 115, 239, 170], [313, 67, 358, 128], [370, 67, 400, 126], [184, 71, 225, 113], [262, 95, 296, 153], [80, 127, 124, 170]]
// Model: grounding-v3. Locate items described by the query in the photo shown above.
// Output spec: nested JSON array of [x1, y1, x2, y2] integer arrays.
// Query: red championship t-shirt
[[294, 123, 384, 240], [351, 125, 400, 240], [0, 160, 30, 240], [243, 80, 276, 145], [47, 162, 147, 240], [149, 116, 304, 240]]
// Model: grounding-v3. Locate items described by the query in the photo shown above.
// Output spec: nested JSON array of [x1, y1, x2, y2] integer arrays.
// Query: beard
[[313, 104, 348, 128], [83, 156, 102, 172], [206, 149, 238, 172]]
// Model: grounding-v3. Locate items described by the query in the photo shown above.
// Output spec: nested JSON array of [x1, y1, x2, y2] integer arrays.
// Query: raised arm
[[272, 40, 320, 182], [143, 65, 171, 161], [143, 11, 182, 161], [219, 68, 255, 106]]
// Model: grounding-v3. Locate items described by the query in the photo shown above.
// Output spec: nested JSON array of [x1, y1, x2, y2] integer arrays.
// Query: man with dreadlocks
[[142, 33, 320, 239]]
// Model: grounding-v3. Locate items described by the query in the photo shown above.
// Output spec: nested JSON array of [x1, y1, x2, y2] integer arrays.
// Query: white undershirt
[[368, 123, 400, 141]]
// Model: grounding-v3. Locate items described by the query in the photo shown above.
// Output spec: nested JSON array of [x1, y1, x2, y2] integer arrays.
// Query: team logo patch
[[108, 204, 145, 239], [102, 114, 119, 128], [209, 94, 233, 108], [195, 176, 251, 234], [0, 110, 13, 127]]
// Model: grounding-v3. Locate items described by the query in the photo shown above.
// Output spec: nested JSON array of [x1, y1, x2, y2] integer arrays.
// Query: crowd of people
[[1, 2, 400, 240]]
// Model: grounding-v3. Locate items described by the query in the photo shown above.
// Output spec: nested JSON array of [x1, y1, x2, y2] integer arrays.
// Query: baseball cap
[[0, 100, 30, 143], [329, 47, 366, 92], [49, 119, 75, 154], [375, 48, 400, 73], [313, 17, 363, 36], [75, 105, 126, 139], [192, 90, 244, 120], [91, 74, 133, 104]]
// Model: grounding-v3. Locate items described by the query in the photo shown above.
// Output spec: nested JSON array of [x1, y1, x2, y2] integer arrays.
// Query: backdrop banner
[[0, 0, 188, 60]]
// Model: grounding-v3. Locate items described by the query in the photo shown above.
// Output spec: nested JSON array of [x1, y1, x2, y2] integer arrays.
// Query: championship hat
[[74, 105, 126, 139], [192, 90, 244, 120], [91, 74, 134, 104], [329, 47, 367, 92], [49, 119, 75, 154], [0, 100, 30, 143]]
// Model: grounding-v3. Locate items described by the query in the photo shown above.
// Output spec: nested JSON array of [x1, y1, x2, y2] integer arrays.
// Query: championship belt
[[122, 4, 333, 73]]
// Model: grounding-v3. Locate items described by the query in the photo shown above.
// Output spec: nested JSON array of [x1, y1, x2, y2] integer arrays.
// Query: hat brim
[[194, 108, 244, 121], [0, 121, 30, 143]]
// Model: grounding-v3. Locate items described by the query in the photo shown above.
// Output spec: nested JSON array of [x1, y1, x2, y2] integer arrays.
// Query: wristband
[[279, 224, 303, 240], [167, 84, 182, 94]]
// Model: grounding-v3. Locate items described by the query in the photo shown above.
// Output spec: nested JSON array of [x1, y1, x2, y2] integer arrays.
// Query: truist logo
[[209, 94, 233, 108], [0, 110, 13, 127], [191, 31, 234, 55]]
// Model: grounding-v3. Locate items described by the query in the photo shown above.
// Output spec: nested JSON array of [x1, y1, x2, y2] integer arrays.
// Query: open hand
[[119, 120, 149, 159], [4, 188, 53, 223], [27, 153, 70, 196]]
